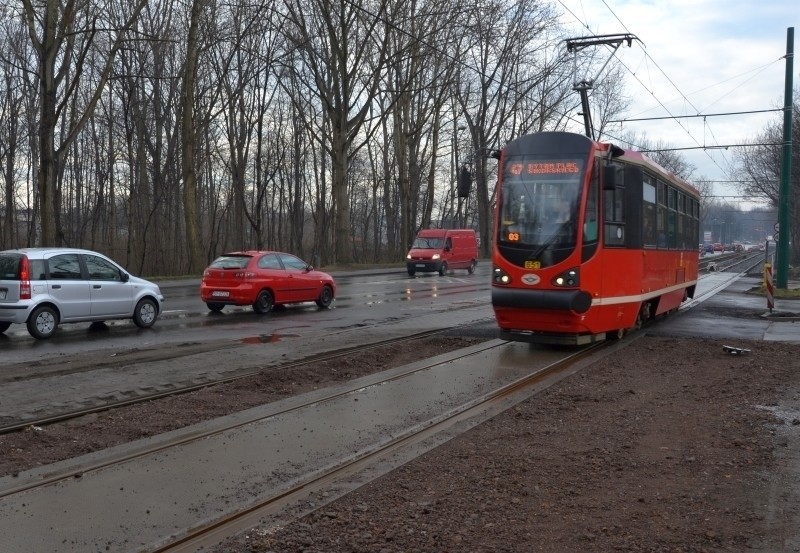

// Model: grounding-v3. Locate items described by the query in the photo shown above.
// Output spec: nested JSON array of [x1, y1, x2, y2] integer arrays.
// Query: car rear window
[[0, 254, 22, 279], [209, 255, 251, 269]]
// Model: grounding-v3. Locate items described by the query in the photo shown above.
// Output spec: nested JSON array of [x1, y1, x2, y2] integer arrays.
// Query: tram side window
[[582, 164, 600, 262], [642, 176, 656, 248], [667, 187, 678, 248], [603, 175, 625, 247], [656, 181, 667, 248], [677, 193, 685, 249]]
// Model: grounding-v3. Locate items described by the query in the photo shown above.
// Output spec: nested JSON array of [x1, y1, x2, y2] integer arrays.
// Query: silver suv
[[0, 248, 165, 339]]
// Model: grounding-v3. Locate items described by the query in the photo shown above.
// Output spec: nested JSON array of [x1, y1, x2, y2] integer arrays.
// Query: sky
[[555, 0, 796, 211]]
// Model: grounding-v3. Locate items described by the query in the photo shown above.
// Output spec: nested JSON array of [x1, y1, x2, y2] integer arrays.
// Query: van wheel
[[467, 260, 476, 274], [27, 305, 59, 339], [0, 322, 11, 333], [407, 268, 415, 276], [438, 262, 448, 276]]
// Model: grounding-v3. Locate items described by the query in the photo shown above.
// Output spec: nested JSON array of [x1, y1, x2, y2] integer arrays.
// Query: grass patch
[[749, 286, 800, 299]]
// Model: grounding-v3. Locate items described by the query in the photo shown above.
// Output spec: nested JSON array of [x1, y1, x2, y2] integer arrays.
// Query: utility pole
[[776, 27, 794, 289], [565, 34, 638, 140]]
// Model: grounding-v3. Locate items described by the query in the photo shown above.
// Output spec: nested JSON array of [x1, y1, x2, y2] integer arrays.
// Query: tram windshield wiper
[[527, 221, 572, 262]]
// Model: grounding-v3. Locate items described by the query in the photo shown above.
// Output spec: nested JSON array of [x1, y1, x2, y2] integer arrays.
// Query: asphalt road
[[0, 264, 495, 365]]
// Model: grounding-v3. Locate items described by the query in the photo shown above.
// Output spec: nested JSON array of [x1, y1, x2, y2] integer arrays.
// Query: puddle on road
[[241, 333, 301, 344]]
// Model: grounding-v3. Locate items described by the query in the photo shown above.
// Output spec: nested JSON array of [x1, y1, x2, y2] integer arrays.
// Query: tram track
[[0, 335, 577, 502], [142, 340, 615, 553], [0, 323, 626, 553], [0, 329, 461, 436]]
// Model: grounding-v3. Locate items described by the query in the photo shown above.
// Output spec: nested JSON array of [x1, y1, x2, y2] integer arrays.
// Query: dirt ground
[[3, 331, 800, 552], [0, 335, 487, 477], [209, 335, 800, 553]]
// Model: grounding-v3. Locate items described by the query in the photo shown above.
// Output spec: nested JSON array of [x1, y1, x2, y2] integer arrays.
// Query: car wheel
[[315, 285, 334, 308], [438, 262, 448, 276], [407, 269, 416, 276], [133, 298, 158, 328], [467, 260, 476, 275], [253, 289, 274, 314], [27, 305, 59, 339], [0, 322, 11, 333], [206, 302, 225, 312]]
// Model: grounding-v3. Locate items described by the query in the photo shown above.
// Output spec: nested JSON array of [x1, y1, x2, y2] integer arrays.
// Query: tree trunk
[[181, 0, 205, 274]]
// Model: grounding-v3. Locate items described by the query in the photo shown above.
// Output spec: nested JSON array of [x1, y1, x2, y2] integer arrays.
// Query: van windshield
[[411, 237, 443, 249]]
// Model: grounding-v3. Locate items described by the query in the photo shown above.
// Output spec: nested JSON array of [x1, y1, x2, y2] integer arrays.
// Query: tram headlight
[[493, 266, 511, 285], [552, 267, 580, 287]]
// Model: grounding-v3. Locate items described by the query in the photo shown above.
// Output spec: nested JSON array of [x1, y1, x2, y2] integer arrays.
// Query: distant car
[[0, 248, 164, 339], [704, 243, 715, 253], [713, 243, 723, 252], [200, 251, 336, 314]]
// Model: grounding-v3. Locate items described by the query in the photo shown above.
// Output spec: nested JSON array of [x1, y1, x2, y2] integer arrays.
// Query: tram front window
[[500, 180, 580, 247], [498, 155, 585, 268]]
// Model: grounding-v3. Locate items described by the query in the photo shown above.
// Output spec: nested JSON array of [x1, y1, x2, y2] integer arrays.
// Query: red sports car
[[200, 251, 336, 313]]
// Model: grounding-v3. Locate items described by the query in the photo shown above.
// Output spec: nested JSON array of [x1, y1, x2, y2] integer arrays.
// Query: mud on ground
[[3, 332, 799, 552], [212, 335, 800, 553]]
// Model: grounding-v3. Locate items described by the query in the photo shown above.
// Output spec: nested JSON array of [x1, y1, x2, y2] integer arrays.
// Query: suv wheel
[[27, 305, 59, 339], [0, 322, 11, 333]]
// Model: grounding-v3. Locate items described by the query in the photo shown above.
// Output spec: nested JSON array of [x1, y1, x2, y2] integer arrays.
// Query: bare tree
[[730, 98, 800, 263], [21, 0, 147, 246], [618, 131, 697, 181], [454, 0, 565, 256], [0, 20, 32, 246], [283, 0, 397, 264]]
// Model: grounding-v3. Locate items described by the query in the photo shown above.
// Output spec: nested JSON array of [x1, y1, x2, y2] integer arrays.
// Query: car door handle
[[93, 284, 102, 289], [51, 285, 61, 289]]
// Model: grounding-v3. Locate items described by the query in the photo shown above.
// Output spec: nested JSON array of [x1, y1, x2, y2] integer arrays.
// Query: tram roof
[[602, 142, 700, 198]]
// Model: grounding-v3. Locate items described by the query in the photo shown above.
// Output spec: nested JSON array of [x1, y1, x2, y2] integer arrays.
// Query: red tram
[[491, 131, 700, 345]]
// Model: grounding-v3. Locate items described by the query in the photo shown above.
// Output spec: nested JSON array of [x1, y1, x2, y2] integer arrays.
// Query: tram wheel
[[607, 328, 625, 340], [634, 302, 652, 330]]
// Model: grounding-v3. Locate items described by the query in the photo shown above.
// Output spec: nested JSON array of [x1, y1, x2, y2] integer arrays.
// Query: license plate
[[211, 291, 230, 297], [0, 290, 5, 300], [416, 264, 426, 268]]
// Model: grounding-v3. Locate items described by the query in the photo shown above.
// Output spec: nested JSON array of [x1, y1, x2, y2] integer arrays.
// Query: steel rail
[[0, 336, 508, 500], [0, 328, 463, 436], [148, 340, 614, 553]]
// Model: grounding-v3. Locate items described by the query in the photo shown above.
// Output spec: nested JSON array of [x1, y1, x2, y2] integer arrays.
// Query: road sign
[[774, 222, 780, 232], [773, 232, 779, 243]]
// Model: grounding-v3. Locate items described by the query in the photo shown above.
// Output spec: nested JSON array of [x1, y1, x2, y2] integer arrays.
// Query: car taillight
[[19, 256, 31, 299]]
